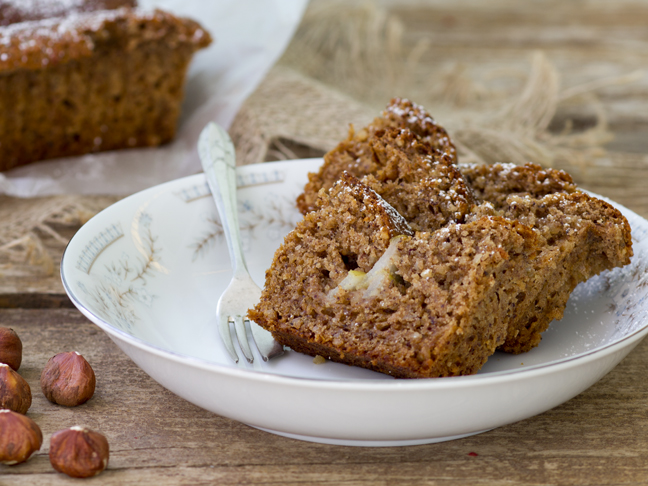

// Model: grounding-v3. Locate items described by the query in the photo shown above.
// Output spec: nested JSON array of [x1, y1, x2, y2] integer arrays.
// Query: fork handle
[[198, 123, 248, 277]]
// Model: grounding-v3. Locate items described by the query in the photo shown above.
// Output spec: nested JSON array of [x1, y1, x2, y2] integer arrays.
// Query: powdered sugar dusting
[[0, 0, 138, 26], [381, 97, 456, 161], [0, 8, 131, 69], [0, 7, 207, 72], [3, 0, 88, 17]]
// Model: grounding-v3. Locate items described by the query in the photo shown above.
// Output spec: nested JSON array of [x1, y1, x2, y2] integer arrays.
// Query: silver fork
[[198, 122, 284, 363]]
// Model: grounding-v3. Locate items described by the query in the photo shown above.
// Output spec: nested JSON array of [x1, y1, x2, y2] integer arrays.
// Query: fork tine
[[233, 315, 254, 363], [218, 316, 240, 363], [200, 122, 285, 365]]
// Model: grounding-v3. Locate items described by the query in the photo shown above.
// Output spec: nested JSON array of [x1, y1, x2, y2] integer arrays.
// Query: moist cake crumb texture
[[250, 99, 634, 378], [296, 97, 458, 214]]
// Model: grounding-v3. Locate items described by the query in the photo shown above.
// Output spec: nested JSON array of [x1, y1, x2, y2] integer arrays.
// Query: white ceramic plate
[[61, 159, 648, 446]]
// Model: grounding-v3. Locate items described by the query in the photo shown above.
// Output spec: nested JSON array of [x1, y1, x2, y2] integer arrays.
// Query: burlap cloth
[[1, 1, 645, 278]]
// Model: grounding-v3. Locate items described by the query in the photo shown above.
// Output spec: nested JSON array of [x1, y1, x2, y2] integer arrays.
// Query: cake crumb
[[250, 100, 633, 379]]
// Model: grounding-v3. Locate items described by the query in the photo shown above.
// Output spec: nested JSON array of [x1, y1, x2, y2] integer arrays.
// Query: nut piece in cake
[[296, 97, 457, 214]]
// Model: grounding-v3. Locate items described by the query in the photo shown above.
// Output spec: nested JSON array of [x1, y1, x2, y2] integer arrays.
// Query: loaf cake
[[296, 98, 457, 214], [249, 173, 543, 378], [0, 1, 211, 171]]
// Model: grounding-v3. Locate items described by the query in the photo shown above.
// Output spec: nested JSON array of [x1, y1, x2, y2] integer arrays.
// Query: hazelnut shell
[[0, 363, 32, 414], [0, 327, 22, 371], [0, 409, 43, 465], [40, 352, 96, 407], [49, 426, 109, 478]]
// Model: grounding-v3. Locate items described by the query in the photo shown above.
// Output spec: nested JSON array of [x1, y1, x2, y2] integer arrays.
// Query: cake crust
[[296, 98, 457, 214]]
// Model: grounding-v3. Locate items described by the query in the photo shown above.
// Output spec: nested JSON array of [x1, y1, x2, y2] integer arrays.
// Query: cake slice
[[250, 172, 413, 330], [296, 98, 457, 214], [494, 191, 633, 353], [462, 162, 633, 353], [250, 173, 543, 378]]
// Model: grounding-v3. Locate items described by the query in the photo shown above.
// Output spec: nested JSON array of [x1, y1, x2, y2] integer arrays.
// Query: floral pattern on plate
[[76, 210, 161, 332]]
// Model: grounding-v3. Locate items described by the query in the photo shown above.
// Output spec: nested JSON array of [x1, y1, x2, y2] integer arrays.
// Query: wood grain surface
[[392, 0, 648, 127], [0, 308, 646, 485]]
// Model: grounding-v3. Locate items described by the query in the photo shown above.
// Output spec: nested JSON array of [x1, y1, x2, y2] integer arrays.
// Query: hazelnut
[[0, 363, 31, 414], [40, 352, 96, 407], [0, 409, 43, 465], [0, 327, 22, 371], [49, 426, 109, 478]]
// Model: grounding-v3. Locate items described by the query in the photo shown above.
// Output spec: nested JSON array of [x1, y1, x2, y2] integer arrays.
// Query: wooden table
[[1, 308, 647, 485], [2, 1, 648, 484]]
